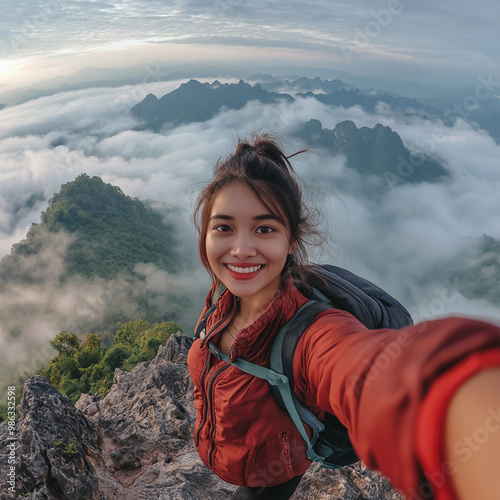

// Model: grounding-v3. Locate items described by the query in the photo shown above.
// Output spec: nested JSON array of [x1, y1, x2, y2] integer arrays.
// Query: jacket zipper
[[282, 432, 294, 477], [195, 355, 211, 447], [207, 364, 231, 468], [195, 308, 234, 449]]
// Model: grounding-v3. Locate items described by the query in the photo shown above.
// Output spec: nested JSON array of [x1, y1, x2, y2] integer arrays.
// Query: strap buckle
[[208, 342, 226, 361]]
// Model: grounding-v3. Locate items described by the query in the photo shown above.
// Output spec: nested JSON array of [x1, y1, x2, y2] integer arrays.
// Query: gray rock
[[0, 334, 405, 499], [0, 375, 104, 499]]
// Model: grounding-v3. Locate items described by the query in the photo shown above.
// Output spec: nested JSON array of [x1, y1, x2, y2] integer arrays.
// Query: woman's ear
[[288, 239, 299, 254]]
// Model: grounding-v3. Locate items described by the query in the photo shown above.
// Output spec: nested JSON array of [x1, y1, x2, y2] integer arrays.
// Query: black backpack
[[196, 264, 413, 469]]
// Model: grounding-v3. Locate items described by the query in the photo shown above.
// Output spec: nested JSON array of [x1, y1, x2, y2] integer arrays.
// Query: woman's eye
[[215, 224, 232, 232], [256, 226, 274, 234]]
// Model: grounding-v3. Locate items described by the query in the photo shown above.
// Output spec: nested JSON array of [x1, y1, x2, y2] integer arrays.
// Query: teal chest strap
[[207, 338, 327, 463]]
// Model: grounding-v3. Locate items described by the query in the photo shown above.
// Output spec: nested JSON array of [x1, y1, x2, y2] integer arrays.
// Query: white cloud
[[1, 79, 500, 383]]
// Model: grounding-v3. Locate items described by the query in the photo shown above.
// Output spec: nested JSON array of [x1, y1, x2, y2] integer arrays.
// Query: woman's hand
[[445, 367, 500, 500]]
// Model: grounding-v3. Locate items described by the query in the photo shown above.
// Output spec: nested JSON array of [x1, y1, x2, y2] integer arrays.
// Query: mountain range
[[131, 76, 500, 145], [132, 79, 451, 185], [295, 119, 449, 185], [131, 78, 440, 130], [131, 79, 293, 131], [297, 88, 438, 118], [429, 234, 500, 306]]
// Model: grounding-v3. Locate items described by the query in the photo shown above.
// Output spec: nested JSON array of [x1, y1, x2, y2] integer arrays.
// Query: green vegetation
[[53, 437, 80, 458], [3, 173, 178, 280], [439, 234, 500, 305], [0, 174, 197, 406], [41, 320, 182, 402]]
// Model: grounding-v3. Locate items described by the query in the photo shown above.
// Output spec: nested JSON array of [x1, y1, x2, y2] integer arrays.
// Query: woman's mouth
[[225, 264, 264, 280]]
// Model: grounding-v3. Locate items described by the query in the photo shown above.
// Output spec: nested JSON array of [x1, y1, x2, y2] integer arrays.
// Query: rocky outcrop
[[0, 376, 103, 499], [1, 334, 404, 499]]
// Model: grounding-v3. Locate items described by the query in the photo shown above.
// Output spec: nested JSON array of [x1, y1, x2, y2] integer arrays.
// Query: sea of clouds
[[1, 76, 499, 379]]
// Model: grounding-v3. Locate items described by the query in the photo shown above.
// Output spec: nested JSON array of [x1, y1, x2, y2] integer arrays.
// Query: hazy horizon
[[1, 0, 499, 94]]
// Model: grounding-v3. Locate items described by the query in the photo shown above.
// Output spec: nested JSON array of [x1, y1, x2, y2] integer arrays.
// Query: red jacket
[[187, 279, 500, 498]]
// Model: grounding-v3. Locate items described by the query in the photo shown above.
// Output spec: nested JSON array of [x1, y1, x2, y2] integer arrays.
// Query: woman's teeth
[[227, 264, 262, 274]]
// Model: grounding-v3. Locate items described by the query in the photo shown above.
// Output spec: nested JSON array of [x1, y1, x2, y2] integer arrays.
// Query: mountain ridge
[[131, 79, 294, 131], [0, 173, 178, 281], [295, 119, 449, 185], [0, 175, 195, 389]]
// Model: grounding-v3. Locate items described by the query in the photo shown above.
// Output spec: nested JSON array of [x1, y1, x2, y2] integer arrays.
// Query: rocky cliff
[[1, 335, 404, 499]]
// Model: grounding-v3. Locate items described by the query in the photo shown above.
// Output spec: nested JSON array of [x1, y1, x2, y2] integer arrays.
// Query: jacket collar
[[202, 277, 309, 363]]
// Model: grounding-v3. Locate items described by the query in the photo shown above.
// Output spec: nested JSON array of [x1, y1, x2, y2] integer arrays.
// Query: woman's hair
[[194, 133, 321, 285]]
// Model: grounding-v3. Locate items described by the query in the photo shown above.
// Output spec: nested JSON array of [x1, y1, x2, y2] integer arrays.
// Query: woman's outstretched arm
[[294, 310, 500, 499]]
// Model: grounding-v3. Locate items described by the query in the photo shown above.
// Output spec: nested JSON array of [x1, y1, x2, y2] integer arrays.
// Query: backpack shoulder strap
[[194, 283, 227, 340], [270, 301, 335, 461], [270, 300, 358, 468], [269, 300, 332, 406]]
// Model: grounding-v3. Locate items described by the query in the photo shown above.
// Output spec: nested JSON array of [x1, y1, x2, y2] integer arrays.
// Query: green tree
[[103, 345, 131, 371], [50, 331, 80, 355], [41, 320, 183, 402], [113, 320, 150, 346], [75, 334, 102, 369]]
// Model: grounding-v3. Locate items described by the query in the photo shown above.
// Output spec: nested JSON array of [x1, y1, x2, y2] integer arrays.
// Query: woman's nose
[[230, 235, 257, 259]]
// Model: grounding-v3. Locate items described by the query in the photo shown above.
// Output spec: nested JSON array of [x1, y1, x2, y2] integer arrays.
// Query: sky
[[0, 1, 499, 377], [1, 0, 499, 94]]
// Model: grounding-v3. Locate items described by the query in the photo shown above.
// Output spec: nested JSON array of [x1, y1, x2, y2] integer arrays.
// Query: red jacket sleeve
[[293, 310, 500, 498]]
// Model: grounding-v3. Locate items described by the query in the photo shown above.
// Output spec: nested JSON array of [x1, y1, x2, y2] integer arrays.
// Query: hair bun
[[235, 142, 256, 155]]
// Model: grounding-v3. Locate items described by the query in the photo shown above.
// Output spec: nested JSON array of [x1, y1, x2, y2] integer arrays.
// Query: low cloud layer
[[0, 78, 499, 381]]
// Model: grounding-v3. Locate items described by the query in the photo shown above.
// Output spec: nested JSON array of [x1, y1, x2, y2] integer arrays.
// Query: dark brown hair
[[194, 133, 320, 285]]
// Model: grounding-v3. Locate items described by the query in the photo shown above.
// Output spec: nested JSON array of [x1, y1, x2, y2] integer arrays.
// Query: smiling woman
[[187, 133, 500, 500]]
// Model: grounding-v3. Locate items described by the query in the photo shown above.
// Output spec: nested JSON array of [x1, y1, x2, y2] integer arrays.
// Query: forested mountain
[[131, 78, 440, 131], [131, 76, 499, 144], [0, 175, 192, 369], [0, 174, 178, 281], [131, 79, 293, 130], [295, 119, 449, 184], [434, 234, 500, 305]]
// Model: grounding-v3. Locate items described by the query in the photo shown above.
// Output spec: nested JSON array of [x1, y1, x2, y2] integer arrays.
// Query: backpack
[[195, 264, 413, 469]]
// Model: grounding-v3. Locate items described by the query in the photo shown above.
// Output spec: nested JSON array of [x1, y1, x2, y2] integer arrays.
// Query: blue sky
[[1, 0, 499, 92]]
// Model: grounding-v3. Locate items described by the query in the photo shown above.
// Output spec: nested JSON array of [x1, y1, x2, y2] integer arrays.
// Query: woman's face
[[205, 182, 295, 308]]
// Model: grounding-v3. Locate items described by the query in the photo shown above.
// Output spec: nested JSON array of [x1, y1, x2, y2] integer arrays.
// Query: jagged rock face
[[0, 376, 102, 499], [0, 334, 404, 499]]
